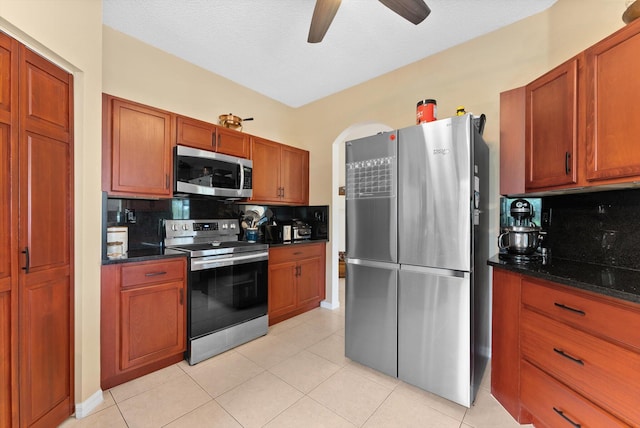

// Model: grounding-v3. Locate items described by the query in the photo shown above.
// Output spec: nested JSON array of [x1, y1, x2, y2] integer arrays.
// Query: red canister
[[416, 99, 437, 124]]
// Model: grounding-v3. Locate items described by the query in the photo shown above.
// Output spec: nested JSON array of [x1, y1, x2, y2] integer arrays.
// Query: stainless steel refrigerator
[[345, 114, 490, 407]]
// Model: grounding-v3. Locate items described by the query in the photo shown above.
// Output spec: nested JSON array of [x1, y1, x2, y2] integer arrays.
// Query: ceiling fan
[[308, 0, 431, 43]]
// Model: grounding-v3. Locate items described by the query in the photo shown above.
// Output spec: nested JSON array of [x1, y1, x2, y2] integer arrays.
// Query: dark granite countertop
[[488, 255, 640, 304], [102, 248, 187, 265], [267, 239, 328, 248], [102, 240, 328, 265]]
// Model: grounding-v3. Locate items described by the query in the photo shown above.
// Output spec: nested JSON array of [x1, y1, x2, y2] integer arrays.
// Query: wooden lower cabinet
[[101, 258, 187, 389], [492, 267, 640, 427], [268, 242, 325, 325], [521, 361, 628, 428], [491, 269, 531, 423]]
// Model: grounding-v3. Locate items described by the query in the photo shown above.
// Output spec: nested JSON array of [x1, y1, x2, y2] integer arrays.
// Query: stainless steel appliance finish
[[345, 129, 399, 377], [344, 259, 398, 377], [345, 115, 490, 407], [164, 219, 268, 365], [174, 145, 253, 199]]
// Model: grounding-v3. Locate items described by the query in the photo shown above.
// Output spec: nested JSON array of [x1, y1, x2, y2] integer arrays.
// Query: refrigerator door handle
[[400, 264, 469, 279], [345, 258, 400, 270]]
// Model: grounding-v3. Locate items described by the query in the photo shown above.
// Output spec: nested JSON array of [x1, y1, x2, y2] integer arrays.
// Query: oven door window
[[176, 155, 241, 190], [189, 260, 268, 338]]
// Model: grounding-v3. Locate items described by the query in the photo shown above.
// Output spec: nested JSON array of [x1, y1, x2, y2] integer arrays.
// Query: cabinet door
[[120, 280, 185, 370], [585, 23, 640, 182], [268, 261, 297, 323], [18, 46, 74, 427], [0, 122, 12, 428], [499, 87, 526, 195], [251, 137, 282, 203], [281, 145, 309, 205], [107, 96, 173, 197], [176, 116, 215, 150], [216, 126, 249, 158], [491, 269, 531, 423], [525, 58, 578, 190], [296, 257, 323, 307]]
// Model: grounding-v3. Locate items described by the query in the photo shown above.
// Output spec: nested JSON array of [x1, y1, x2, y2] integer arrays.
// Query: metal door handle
[[553, 407, 581, 428], [21, 247, 30, 273], [179, 288, 184, 305], [553, 348, 584, 365], [145, 271, 167, 277], [565, 152, 571, 175], [554, 302, 585, 316]]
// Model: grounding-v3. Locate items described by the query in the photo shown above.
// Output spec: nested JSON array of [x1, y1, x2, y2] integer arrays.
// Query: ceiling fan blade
[[308, 0, 342, 43], [378, 0, 431, 25]]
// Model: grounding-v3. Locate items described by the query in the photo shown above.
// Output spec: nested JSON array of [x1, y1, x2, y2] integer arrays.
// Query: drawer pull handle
[[553, 348, 584, 365], [293, 252, 303, 255], [145, 271, 167, 277], [553, 407, 581, 428], [554, 302, 586, 316]]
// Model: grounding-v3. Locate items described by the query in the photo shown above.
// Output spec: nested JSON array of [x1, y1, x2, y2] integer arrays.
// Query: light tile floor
[[61, 279, 532, 428]]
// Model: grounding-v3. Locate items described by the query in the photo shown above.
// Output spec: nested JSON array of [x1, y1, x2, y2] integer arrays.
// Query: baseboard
[[321, 300, 340, 310], [74, 389, 103, 419]]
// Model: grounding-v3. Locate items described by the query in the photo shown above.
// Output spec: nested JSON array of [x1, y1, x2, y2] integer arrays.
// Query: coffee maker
[[498, 199, 543, 261]]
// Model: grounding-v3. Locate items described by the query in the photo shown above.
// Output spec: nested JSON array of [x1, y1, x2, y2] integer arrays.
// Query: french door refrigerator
[[345, 115, 490, 407]]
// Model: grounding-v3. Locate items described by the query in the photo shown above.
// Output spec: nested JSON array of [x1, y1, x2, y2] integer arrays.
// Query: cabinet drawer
[[521, 360, 629, 428], [522, 278, 640, 350], [121, 258, 185, 288], [521, 308, 640, 424], [269, 243, 324, 264]]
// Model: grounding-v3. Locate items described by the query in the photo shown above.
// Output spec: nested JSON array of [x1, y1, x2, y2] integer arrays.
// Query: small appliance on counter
[[311, 210, 328, 240], [498, 199, 543, 262], [106, 226, 128, 259], [292, 219, 312, 241]]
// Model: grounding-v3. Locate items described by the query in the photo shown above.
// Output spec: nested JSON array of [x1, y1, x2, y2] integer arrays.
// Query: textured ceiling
[[103, 0, 557, 108]]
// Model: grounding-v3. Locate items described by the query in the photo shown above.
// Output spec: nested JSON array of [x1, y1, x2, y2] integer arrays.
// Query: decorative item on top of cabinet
[[268, 242, 325, 325], [525, 56, 579, 191], [251, 136, 309, 205], [102, 94, 174, 198], [101, 258, 187, 389], [585, 19, 640, 183]]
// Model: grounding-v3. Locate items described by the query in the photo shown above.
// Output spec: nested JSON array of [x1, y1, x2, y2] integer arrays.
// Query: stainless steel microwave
[[174, 145, 252, 199]]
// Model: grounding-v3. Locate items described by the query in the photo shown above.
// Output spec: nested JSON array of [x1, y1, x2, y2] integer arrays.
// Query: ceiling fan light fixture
[[378, 0, 431, 25], [308, 0, 342, 43]]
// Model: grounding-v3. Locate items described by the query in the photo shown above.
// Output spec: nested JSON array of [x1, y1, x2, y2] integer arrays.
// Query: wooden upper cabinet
[[176, 116, 250, 158], [251, 136, 309, 205], [585, 20, 640, 182], [499, 87, 526, 195], [251, 137, 284, 203], [216, 126, 250, 158], [280, 145, 309, 205], [103, 94, 174, 197], [525, 57, 579, 190], [176, 116, 215, 150]]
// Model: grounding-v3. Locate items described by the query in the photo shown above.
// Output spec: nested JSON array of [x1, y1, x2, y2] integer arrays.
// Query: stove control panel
[[165, 219, 239, 240]]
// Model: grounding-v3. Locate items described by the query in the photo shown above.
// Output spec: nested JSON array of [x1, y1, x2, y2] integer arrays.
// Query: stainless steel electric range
[[164, 219, 269, 365]]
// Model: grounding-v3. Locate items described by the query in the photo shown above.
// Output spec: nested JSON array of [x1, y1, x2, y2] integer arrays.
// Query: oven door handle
[[190, 251, 269, 271]]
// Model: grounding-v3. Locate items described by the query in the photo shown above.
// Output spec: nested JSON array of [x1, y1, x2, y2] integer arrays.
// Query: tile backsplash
[[542, 189, 640, 270], [103, 193, 329, 258]]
